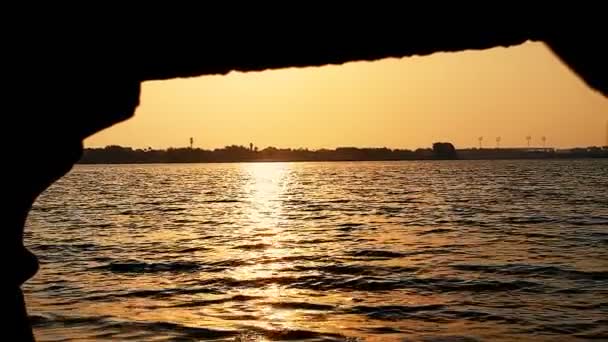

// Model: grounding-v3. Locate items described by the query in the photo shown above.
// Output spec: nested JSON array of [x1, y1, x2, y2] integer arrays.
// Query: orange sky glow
[[86, 42, 607, 150]]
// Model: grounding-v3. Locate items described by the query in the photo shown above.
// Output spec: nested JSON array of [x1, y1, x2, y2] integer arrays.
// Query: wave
[[94, 261, 200, 273], [91, 223, 113, 228], [363, 326, 404, 334], [232, 243, 272, 250], [291, 238, 339, 244], [160, 207, 185, 212], [178, 274, 545, 293], [308, 215, 332, 220], [453, 219, 491, 227], [347, 248, 453, 260], [527, 320, 608, 338], [521, 232, 559, 239], [301, 205, 328, 212], [177, 246, 210, 253], [29, 313, 353, 341], [192, 234, 222, 240], [502, 216, 556, 224], [29, 313, 113, 328], [256, 255, 321, 264], [93, 257, 256, 275], [294, 264, 418, 277], [565, 217, 608, 226], [253, 232, 277, 237], [266, 301, 335, 311], [202, 199, 243, 203], [30, 313, 237, 339], [171, 294, 260, 308], [337, 222, 365, 228], [348, 304, 446, 321], [438, 309, 523, 325], [172, 218, 199, 224], [83, 286, 223, 301], [557, 302, 607, 310], [451, 263, 608, 281], [347, 305, 524, 326], [347, 249, 405, 259], [32, 243, 97, 253], [326, 199, 351, 203], [417, 228, 453, 235], [337, 223, 366, 232]]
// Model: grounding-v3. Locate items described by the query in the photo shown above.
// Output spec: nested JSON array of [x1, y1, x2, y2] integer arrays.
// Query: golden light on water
[[27, 161, 608, 341], [242, 162, 290, 230], [235, 163, 298, 332]]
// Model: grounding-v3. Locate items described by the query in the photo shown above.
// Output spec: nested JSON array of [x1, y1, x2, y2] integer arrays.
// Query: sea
[[24, 160, 608, 341]]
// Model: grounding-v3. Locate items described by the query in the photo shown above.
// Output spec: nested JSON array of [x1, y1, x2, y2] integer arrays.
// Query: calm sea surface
[[24, 160, 608, 341]]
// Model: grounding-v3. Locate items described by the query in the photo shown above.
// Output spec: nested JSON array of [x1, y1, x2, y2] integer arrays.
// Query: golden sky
[[86, 42, 607, 150]]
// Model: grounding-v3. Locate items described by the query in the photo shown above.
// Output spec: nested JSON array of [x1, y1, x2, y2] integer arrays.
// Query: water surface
[[25, 160, 608, 341]]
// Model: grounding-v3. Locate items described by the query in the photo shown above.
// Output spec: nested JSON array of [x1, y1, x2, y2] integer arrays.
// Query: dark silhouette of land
[[78, 144, 608, 164]]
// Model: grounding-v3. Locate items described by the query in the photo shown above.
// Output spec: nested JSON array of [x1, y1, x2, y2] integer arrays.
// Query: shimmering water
[[24, 160, 608, 341]]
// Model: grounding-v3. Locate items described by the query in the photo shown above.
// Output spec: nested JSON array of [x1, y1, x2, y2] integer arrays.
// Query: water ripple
[[24, 160, 608, 341]]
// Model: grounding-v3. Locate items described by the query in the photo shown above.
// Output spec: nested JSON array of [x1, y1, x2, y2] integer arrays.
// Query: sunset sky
[[86, 42, 607, 150]]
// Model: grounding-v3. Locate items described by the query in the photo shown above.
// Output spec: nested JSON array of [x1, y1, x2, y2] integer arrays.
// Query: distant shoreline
[[76, 158, 608, 166], [78, 145, 608, 164]]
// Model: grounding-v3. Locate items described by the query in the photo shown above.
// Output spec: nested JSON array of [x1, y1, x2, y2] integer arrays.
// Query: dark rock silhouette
[[7, 16, 606, 340]]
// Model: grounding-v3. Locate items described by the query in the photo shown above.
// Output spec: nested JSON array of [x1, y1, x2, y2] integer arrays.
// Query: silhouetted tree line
[[79, 144, 442, 164], [78, 144, 607, 164]]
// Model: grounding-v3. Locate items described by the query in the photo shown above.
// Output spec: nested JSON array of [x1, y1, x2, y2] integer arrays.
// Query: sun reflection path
[[243, 162, 290, 230], [232, 163, 303, 330]]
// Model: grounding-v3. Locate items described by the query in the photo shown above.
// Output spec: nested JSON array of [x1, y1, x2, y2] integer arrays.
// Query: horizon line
[[84, 144, 608, 151]]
